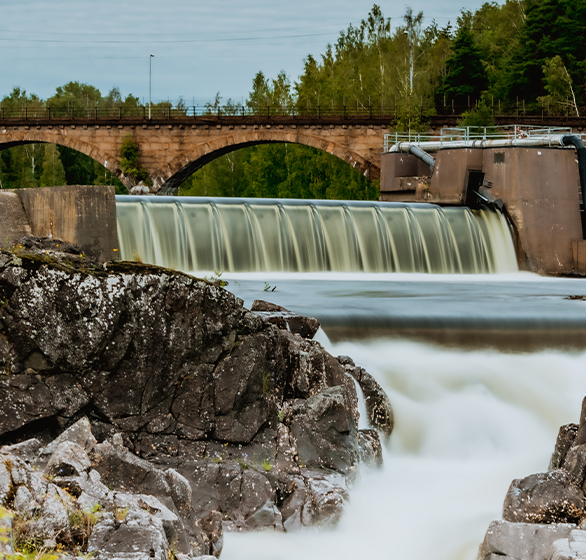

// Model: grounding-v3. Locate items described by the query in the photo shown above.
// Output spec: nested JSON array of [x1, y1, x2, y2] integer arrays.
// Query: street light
[[149, 54, 155, 119]]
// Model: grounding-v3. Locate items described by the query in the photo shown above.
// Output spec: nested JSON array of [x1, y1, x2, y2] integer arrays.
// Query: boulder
[[478, 520, 575, 560], [345, 364, 394, 438], [289, 386, 359, 473], [503, 470, 584, 524], [563, 444, 586, 489], [42, 416, 97, 456], [551, 529, 586, 560], [251, 300, 320, 340], [551, 424, 579, 470]]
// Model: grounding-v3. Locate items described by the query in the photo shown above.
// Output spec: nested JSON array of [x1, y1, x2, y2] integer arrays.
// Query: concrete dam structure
[[380, 127, 586, 275], [0, 125, 585, 277]]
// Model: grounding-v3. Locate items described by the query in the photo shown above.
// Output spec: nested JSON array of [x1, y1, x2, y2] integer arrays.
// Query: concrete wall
[[380, 146, 583, 275], [16, 185, 119, 263], [0, 192, 32, 246]]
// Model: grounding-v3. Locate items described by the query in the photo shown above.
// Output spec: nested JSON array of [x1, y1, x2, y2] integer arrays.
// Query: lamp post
[[149, 54, 154, 119]]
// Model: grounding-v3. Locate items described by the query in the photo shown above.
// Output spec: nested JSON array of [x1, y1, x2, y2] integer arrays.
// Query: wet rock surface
[[479, 397, 586, 560], [0, 246, 393, 558]]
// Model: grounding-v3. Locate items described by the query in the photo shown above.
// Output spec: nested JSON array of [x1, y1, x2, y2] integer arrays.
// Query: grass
[[114, 507, 128, 524]]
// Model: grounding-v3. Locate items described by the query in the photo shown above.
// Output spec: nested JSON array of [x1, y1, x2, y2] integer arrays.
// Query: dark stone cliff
[[0, 240, 391, 558]]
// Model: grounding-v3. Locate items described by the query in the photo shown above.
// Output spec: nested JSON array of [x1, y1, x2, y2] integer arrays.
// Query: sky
[[1, 0, 491, 106]]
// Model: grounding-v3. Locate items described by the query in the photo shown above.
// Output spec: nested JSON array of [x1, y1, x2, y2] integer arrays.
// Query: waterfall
[[115, 196, 518, 274]]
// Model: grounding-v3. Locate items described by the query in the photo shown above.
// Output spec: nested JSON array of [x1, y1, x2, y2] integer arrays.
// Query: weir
[[116, 196, 518, 274]]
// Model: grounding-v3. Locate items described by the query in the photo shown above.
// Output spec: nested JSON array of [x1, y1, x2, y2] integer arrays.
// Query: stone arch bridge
[[0, 115, 390, 193]]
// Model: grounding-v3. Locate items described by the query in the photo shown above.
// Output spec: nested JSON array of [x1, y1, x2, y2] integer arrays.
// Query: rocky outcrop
[[479, 397, 586, 560], [0, 243, 393, 558]]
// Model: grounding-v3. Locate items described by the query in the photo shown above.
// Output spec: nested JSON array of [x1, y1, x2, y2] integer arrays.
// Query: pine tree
[[439, 24, 487, 105]]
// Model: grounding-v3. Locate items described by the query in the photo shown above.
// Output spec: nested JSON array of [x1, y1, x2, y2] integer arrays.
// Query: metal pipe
[[397, 144, 436, 172], [389, 135, 578, 153], [561, 135, 586, 238]]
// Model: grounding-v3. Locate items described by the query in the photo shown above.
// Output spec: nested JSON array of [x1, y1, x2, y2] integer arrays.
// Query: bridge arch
[[0, 130, 125, 184], [156, 129, 379, 194]]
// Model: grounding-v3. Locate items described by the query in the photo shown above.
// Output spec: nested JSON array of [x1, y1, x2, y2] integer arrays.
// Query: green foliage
[[506, 0, 586, 106], [247, 71, 293, 113], [40, 144, 66, 187], [179, 142, 378, 201], [457, 100, 495, 127], [46, 81, 102, 116], [119, 136, 149, 185], [539, 55, 579, 116], [439, 23, 487, 104], [261, 459, 272, 472]]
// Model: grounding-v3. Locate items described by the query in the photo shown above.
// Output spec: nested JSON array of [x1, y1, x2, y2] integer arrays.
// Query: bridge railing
[[0, 104, 400, 121]]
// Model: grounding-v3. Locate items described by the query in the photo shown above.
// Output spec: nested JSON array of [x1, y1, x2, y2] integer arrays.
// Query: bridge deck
[[1, 114, 586, 129]]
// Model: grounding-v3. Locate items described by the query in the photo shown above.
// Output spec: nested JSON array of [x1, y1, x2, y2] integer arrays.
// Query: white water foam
[[222, 339, 586, 560]]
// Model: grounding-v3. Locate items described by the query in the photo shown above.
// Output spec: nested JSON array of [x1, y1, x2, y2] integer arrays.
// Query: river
[[218, 272, 586, 560], [116, 197, 586, 560]]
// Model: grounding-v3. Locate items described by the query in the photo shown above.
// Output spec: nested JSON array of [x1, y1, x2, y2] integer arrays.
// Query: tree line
[[2, 0, 585, 199]]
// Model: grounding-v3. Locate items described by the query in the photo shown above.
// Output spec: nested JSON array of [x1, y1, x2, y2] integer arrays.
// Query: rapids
[[222, 337, 586, 560], [114, 196, 586, 559]]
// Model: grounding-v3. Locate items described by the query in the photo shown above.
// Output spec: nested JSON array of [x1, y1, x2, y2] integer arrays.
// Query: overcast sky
[[1, 0, 491, 106]]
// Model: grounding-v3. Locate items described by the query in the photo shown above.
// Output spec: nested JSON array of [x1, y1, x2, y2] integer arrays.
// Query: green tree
[[40, 144, 67, 187], [246, 71, 293, 114], [439, 23, 487, 106], [506, 0, 586, 107], [11, 144, 44, 188], [46, 81, 102, 117], [58, 146, 96, 185], [539, 55, 579, 116], [1, 86, 44, 117]]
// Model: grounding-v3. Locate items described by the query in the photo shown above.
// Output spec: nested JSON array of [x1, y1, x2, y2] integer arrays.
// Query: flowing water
[[115, 196, 586, 560], [116, 196, 518, 274]]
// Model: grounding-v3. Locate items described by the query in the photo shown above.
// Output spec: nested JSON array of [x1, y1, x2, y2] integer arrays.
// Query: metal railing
[[384, 125, 579, 152], [0, 104, 397, 121]]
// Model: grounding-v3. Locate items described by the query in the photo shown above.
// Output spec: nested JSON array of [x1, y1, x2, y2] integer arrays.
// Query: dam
[[1, 126, 586, 560]]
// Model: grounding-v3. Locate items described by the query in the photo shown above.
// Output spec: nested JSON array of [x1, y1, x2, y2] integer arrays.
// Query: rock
[[13, 486, 38, 516], [91, 440, 171, 497], [563, 444, 586, 488], [551, 529, 586, 560], [289, 386, 359, 473], [347, 366, 394, 438], [46, 441, 92, 479], [551, 423, 579, 470], [199, 510, 223, 558], [0, 460, 12, 507], [165, 468, 192, 513], [29, 483, 71, 543], [1, 438, 42, 461], [576, 396, 586, 446], [357, 429, 383, 467], [89, 507, 169, 560], [0, 247, 389, 546], [503, 470, 584, 524], [303, 469, 350, 527], [251, 300, 320, 339], [42, 416, 97, 456], [250, 300, 288, 312], [478, 520, 575, 560]]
